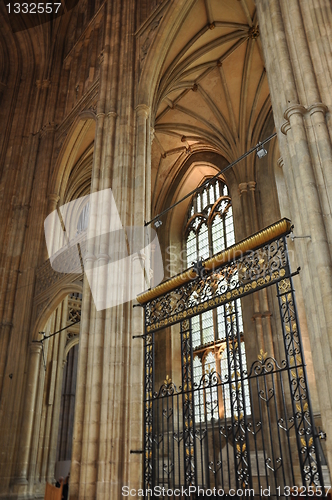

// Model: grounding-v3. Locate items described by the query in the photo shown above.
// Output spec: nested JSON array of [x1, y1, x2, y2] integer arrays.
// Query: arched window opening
[[185, 179, 234, 267], [185, 178, 250, 421], [76, 202, 90, 234]]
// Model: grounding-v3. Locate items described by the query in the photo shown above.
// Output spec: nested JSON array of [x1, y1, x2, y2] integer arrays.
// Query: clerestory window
[[184, 178, 250, 420]]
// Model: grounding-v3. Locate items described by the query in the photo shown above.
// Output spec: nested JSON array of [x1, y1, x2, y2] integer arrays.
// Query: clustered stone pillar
[[256, 0, 332, 476], [70, 1, 148, 498]]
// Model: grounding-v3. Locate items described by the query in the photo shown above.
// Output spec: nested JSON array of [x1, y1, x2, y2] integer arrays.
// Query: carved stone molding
[[136, 103, 150, 119], [248, 26, 259, 39], [40, 122, 57, 138], [136, 0, 170, 72], [140, 16, 163, 63], [0, 321, 13, 328], [150, 127, 155, 145], [36, 300, 49, 319], [36, 79, 51, 90]]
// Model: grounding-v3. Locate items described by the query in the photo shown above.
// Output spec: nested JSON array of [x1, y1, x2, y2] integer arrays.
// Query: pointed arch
[[49, 117, 95, 204], [33, 283, 83, 341], [136, 0, 197, 109]]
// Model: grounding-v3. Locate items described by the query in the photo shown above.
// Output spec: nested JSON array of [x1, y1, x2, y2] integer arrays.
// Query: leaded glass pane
[[204, 351, 218, 421], [193, 356, 204, 422], [197, 193, 201, 213], [202, 189, 208, 208], [198, 223, 209, 260], [186, 230, 196, 267], [217, 305, 226, 340], [225, 206, 235, 247], [212, 215, 224, 254], [209, 183, 215, 204], [201, 310, 214, 344], [192, 315, 201, 349]]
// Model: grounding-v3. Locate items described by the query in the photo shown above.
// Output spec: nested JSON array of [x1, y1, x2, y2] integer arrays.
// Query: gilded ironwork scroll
[[144, 333, 154, 489], [144, 236, 288, 333], [180, 319, 196, 487]]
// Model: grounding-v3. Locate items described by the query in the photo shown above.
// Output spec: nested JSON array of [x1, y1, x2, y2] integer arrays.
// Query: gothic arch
[[136, 0, 197, 109], [33, 283, 83, 342], [49, 117, 95, 204]]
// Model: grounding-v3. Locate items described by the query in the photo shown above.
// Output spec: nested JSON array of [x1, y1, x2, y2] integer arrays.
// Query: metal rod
[[39, 317, 81, 342]]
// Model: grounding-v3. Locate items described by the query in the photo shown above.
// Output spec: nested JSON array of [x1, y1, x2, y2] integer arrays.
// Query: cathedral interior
[[0, 0, 332, 498]]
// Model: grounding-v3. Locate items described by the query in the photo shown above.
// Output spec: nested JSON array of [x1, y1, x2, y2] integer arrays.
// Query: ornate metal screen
[[138, 219, 325, 499]]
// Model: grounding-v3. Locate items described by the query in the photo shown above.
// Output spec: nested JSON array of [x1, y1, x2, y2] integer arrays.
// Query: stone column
[[238, 182, 252, 236], [13, 343, 42, 488], [256, 0, 332, 474], [127, 104, 151, 493]]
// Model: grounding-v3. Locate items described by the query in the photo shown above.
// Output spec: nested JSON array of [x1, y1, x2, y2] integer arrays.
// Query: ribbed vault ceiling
[[152, 0, 272, 212]]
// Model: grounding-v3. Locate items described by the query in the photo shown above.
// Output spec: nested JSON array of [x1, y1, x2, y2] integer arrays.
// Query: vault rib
[[174, 104, 231, 151], [204, 0, 213, 25], [247, 69, 267, 147], [239, 0, 253, 27], [239, 38, 255, 153], [247, 95, 273, 180], [159, 31, 248, 100], [153, 133, 166, 157], [155, 89, 191, 124], [218, 65, 239, 149], [155, 123, 231, 157], [251, 95, 272, 146], [175, 36, 249, 84], [197, 85, 237, 157], [159, 25, 210, 97], [161, 35, 248, 103]]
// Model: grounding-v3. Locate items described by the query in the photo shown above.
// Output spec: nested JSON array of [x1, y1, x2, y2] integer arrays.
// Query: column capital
[[107, 110, 117, 119], [281, 121, 292, 135], [284, 104, 307, 122], [48, 193, 60, 206], [238, 182, 248, 195], [136, 104, 150, 119], [281, 102, 328, 134], [307, 102, 328, 117], [29, 343, 43, 355], [277, 157, 284, 168]]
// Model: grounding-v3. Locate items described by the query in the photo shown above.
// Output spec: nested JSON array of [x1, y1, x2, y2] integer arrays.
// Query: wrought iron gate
[[137, 219, 325, 498]]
